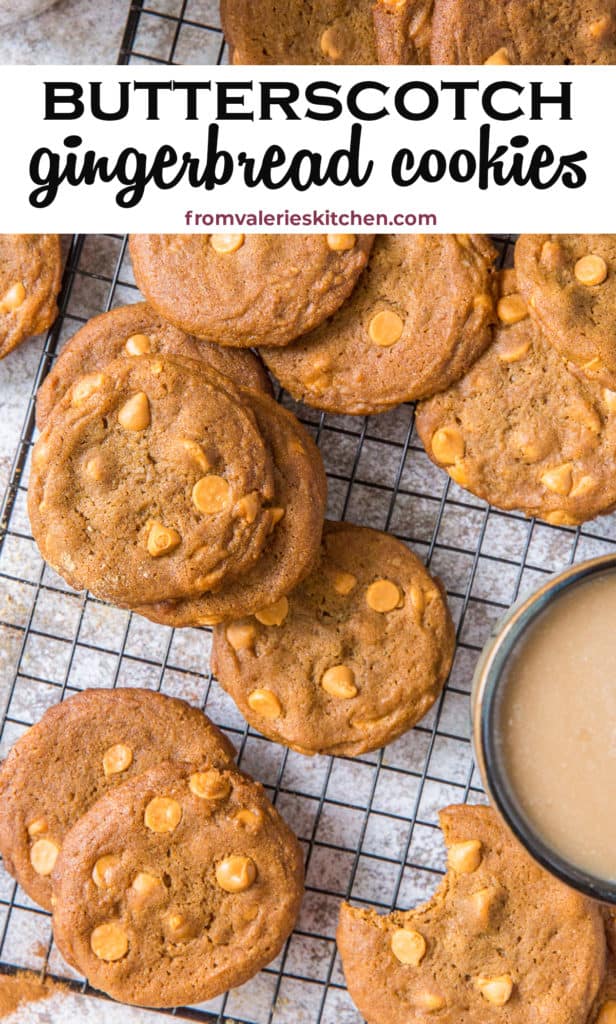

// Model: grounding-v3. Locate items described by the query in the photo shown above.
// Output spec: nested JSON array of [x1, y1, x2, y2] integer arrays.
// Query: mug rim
[[472, 552, 616, 906]]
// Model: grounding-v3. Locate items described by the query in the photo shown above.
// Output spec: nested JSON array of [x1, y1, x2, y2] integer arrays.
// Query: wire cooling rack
[[2, 4, 616, 1024]]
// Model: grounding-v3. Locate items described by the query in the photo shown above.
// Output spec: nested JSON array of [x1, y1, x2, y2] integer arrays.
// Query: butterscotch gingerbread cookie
[[51, 761, 304, 1007], [211, 521, 454, 757], [0, 689, 235, 911], [36, 302, 271, 429], [28, 354, 276, 607], [337, 804, 606, 1024], [137, 391, 327, 626], [430, 0, 616, 64], [416, 270, 616, 526], [516, 235, 616, 390], [0, 235, 61, 360], [129, 233, 374, 348], [221, 0, 378, 63], [262, 234, 497, 415], [373, 0, 433, 63]]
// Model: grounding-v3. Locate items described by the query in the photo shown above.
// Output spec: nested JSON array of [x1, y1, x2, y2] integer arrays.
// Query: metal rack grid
[[1, 4, 616, 1024]]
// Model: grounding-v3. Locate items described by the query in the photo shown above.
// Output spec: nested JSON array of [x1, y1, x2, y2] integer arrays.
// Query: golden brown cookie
[[0, 234, 61, 359], [211, 521, 455, 757], [373, 0, 433, 63], [0, 689, 235, 911], [430, 0, 616, 63], [28, 354, 277, 607], [516, 235, 616, 390], [338, 804, 606, 1024], [137, 391, 327, 626], [593, 911, 616, 1024], [51, 761, 304, 1008], [221, 0, 379, 63], [261, 234, 497, 415], [129, 233, 374, 348], [416, 270, 616, 527], [35, 302, 271, 430]]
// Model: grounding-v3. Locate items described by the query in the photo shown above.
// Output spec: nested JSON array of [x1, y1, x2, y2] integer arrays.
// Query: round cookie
[[28, 354, 277, 607], [51, 761, 304, 1008], [516, 234, 616, 390], [416, 270, 616, 526], [137, 391, 327, 626], [373, 0, 433, 64], [36, 302, 271, 430], [211, 521, 455, 757], [337, 804, 606, 1024], [430, 0, 616, 64], [221, 0, 378, 64], [261, 234, 497, 415], [129, 233, 374, 348], [0, 689, 235, 911], [0, 234, 61, 360]]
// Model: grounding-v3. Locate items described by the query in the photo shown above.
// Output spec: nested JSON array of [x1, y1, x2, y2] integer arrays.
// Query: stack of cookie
[[221, 0, 616, 66], [0, 688, 304, 1008], [418, 235, 616, 528], [30, 301, 327, 623]]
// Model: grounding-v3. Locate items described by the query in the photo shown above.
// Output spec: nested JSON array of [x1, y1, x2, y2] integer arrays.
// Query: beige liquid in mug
[[498, 572, 616, 882]]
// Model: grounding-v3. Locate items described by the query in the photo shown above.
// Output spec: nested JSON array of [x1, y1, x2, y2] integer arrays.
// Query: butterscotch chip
[[226, 622, 257, 651], [216, 855, 257, 892], [476, 975, 514, 1006], [210, 234, 245, 255], [332, 570, 358, 595], [85, 456, 104, 481], [544, 509, 578, 527], [212, 521, 454, 758], [130, 871, 164, 903], [497, 336, 531, 364], [391, 928, 426, 965], [597, 1002, 616, 1024], [102, 743, 133, 777], [448, 462, 470, 487], [192, 475, 231, 515], [234, 808, 262, 830], [337, 804, 605, 1024], [30, 838, 59, 876], [90, 922, 129, 962], [166, 912, 195, 941], [189, 771, 231, 801], [0, 235, 61, 360], [327, 234, 356, 251], [497, 294, 528, 325], [129, 234, 374, 348], [540, 463, 573, 497], [0, 689, 234, 911], [431, 426, 465, 465], [262, 235, 497, 415], [255, 596, 289, 626], [319, 26, 343, 59], [181, 439, 211, 472], [30, 354, 276, 607], [366, 578, 401, 613], [484, 47, 510, 64], [368, 310, 404, 347], [237, 492, 260, 523], [144, 796, 182, 834], [72, 373, 106, 405], [27, 818, 48, 837], [118, 391, 150, 431], [448, 839, 482, 874], [247, 689, 283, 719], [147, 521, 181, 558], [125, 333, 151, 355], [92, 855, 120, 888], [574, 254, 608, 287], [321, 665, 358, 699]]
